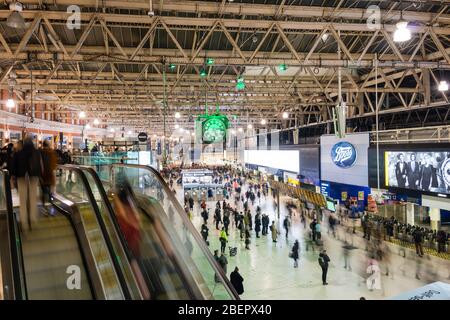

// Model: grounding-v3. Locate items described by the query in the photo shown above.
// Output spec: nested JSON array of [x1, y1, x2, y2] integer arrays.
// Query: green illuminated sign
[[197, 113, 229, 144]]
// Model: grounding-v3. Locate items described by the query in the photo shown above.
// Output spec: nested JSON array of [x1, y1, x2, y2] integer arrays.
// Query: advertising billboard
[[244, 150, 300, 173], [320, 133, 369, 187], [298, 146, 320, 186], [368, 144, 450, 198], [385, 151, 450, 194]]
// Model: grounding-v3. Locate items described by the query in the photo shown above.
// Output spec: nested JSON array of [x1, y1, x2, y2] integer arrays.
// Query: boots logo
[[331, 142, 357, 169]]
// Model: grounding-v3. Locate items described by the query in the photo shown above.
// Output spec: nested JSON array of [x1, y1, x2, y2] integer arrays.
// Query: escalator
[[97, 164, 240, 300], [0, 168, 134, 300]]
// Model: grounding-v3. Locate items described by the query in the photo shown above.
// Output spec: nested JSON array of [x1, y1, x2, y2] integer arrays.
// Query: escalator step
[[22, 235, 79, 257]]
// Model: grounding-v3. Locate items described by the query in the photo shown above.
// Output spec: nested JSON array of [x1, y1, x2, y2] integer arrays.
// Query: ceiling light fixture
[[247, 124, 253, 129], [85, 123, 91, 129], [321, 32, 329, 42], [238, 127, 243, 133], [7, 2, 27, 29], [79, 111, 86, 118], [282, 111, 289, 119], [93, 119, 100, 125], [174, 112, 181, 119], [260, 119, 267, 125], [6, 98, 15, 109], [438, 80, 449, 92], [393, 21, 411, 42], [175, 124, 180, 129]]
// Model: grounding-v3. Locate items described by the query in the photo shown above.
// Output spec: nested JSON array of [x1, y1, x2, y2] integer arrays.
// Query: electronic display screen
[[385, 151, 450, 194]]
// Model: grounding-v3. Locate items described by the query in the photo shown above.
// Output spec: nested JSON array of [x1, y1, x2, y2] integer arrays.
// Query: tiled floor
[[175, 185, 450, 300]]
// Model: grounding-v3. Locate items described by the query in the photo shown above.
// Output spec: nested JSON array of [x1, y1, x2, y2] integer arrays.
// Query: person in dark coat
[[200, 223, 209, 244], [188, 196, 194, 210], [11, 137, 42, 232], [292, 240, 300, 268], [395, 153, 407, 188], [318, 250, 331, 285], [254, 213, 261, 238], [230, 267, 244, 295], [406, 153, 421, 189], [40, 140, 57, 211]]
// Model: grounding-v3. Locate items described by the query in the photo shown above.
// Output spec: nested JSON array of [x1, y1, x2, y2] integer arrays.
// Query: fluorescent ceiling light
[[438, 80, 448, 92], [6, 98, 15, 109], [393, 21, 411, 42]]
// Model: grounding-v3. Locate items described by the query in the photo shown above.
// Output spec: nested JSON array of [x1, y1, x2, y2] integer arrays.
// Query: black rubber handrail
[[110, 164, 240, 300], [2, 170, 27, 300], [66, 164, 144, 299], [57, 165, 131, 300], [50, 194, 97, 299]]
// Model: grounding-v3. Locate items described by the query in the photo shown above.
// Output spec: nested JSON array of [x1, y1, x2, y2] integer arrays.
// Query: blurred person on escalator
[[11, 137, 43, 232], [112, 182, 151, 299], [40, 140, 57, 213]]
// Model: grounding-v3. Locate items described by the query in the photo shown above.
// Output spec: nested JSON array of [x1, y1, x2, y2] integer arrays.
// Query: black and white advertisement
[[385, 151, 450, 194]]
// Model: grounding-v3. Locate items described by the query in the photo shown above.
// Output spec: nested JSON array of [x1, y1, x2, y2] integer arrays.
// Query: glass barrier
[[55, 167, 124, 300], [109, 165, 238, 300], [79, 167, 142, 300]]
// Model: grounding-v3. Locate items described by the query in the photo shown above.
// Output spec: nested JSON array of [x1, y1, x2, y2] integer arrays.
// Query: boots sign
[[138, 132, 148, 142], [331, 141, 357, 169]]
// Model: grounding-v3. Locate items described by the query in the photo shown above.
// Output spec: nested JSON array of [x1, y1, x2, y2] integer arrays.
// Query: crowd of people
[[0, 136, 63, 232], [164, 164, 450, 297]]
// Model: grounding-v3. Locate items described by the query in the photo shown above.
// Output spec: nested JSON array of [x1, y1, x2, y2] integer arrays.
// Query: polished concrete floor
[[175, 184, 450, 300]]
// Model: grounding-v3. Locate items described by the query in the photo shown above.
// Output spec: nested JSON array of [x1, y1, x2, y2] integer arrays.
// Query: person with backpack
[[219, 227, 228, 254], [318, 249, 331, 285], [11, 137, 43, 232], [291, 240, 300, 268], [201, 208, 209, 224], [200, 223, 209, 244]]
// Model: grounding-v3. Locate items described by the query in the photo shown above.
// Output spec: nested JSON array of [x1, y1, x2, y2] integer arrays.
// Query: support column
[[429, 208, 441, 231], [406, 202, 415, 225]]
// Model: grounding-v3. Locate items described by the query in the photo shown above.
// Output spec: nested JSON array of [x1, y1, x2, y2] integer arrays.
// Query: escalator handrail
[[57, 165, 131, 300], [65, 164, 143, 300], [109, 164, 240, 300], [2, 170, 28, 300]]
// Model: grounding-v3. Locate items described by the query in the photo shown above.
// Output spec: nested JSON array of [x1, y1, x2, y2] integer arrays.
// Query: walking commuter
[[201, 223, 209, 244], [11, 137, 43, 232], [413, 228, 424, 257], [270, 221, 279, 243], [223, 213, 230, 235], [283, 216, 291, 238], [230, 267, 244, 295], [214, 206, 222, 230], [437, 230, 447, 253], [218, 253, 228, 276], [245, 227, 251, 250], [318, 250, 331, 285], [291, 240, 300, 268], [310, 219, 317, 241], [219, 227, 228, 254], [201, 208, 209, 224], [40, 140, 57, 212], [254, 213, 261, 238], [188, 196, 194, 211], [315, 221, 322, 242]]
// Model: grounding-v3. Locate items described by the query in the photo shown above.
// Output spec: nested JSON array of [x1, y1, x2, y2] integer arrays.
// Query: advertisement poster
[[341, 191, 348, 201], [385, 151, 450, 194], [358, 191, 365, 201]]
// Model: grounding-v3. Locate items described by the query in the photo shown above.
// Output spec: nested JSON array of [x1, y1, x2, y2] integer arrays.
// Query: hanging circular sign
[[138, 132, 148, 142], [331, 141, 357, 169]]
